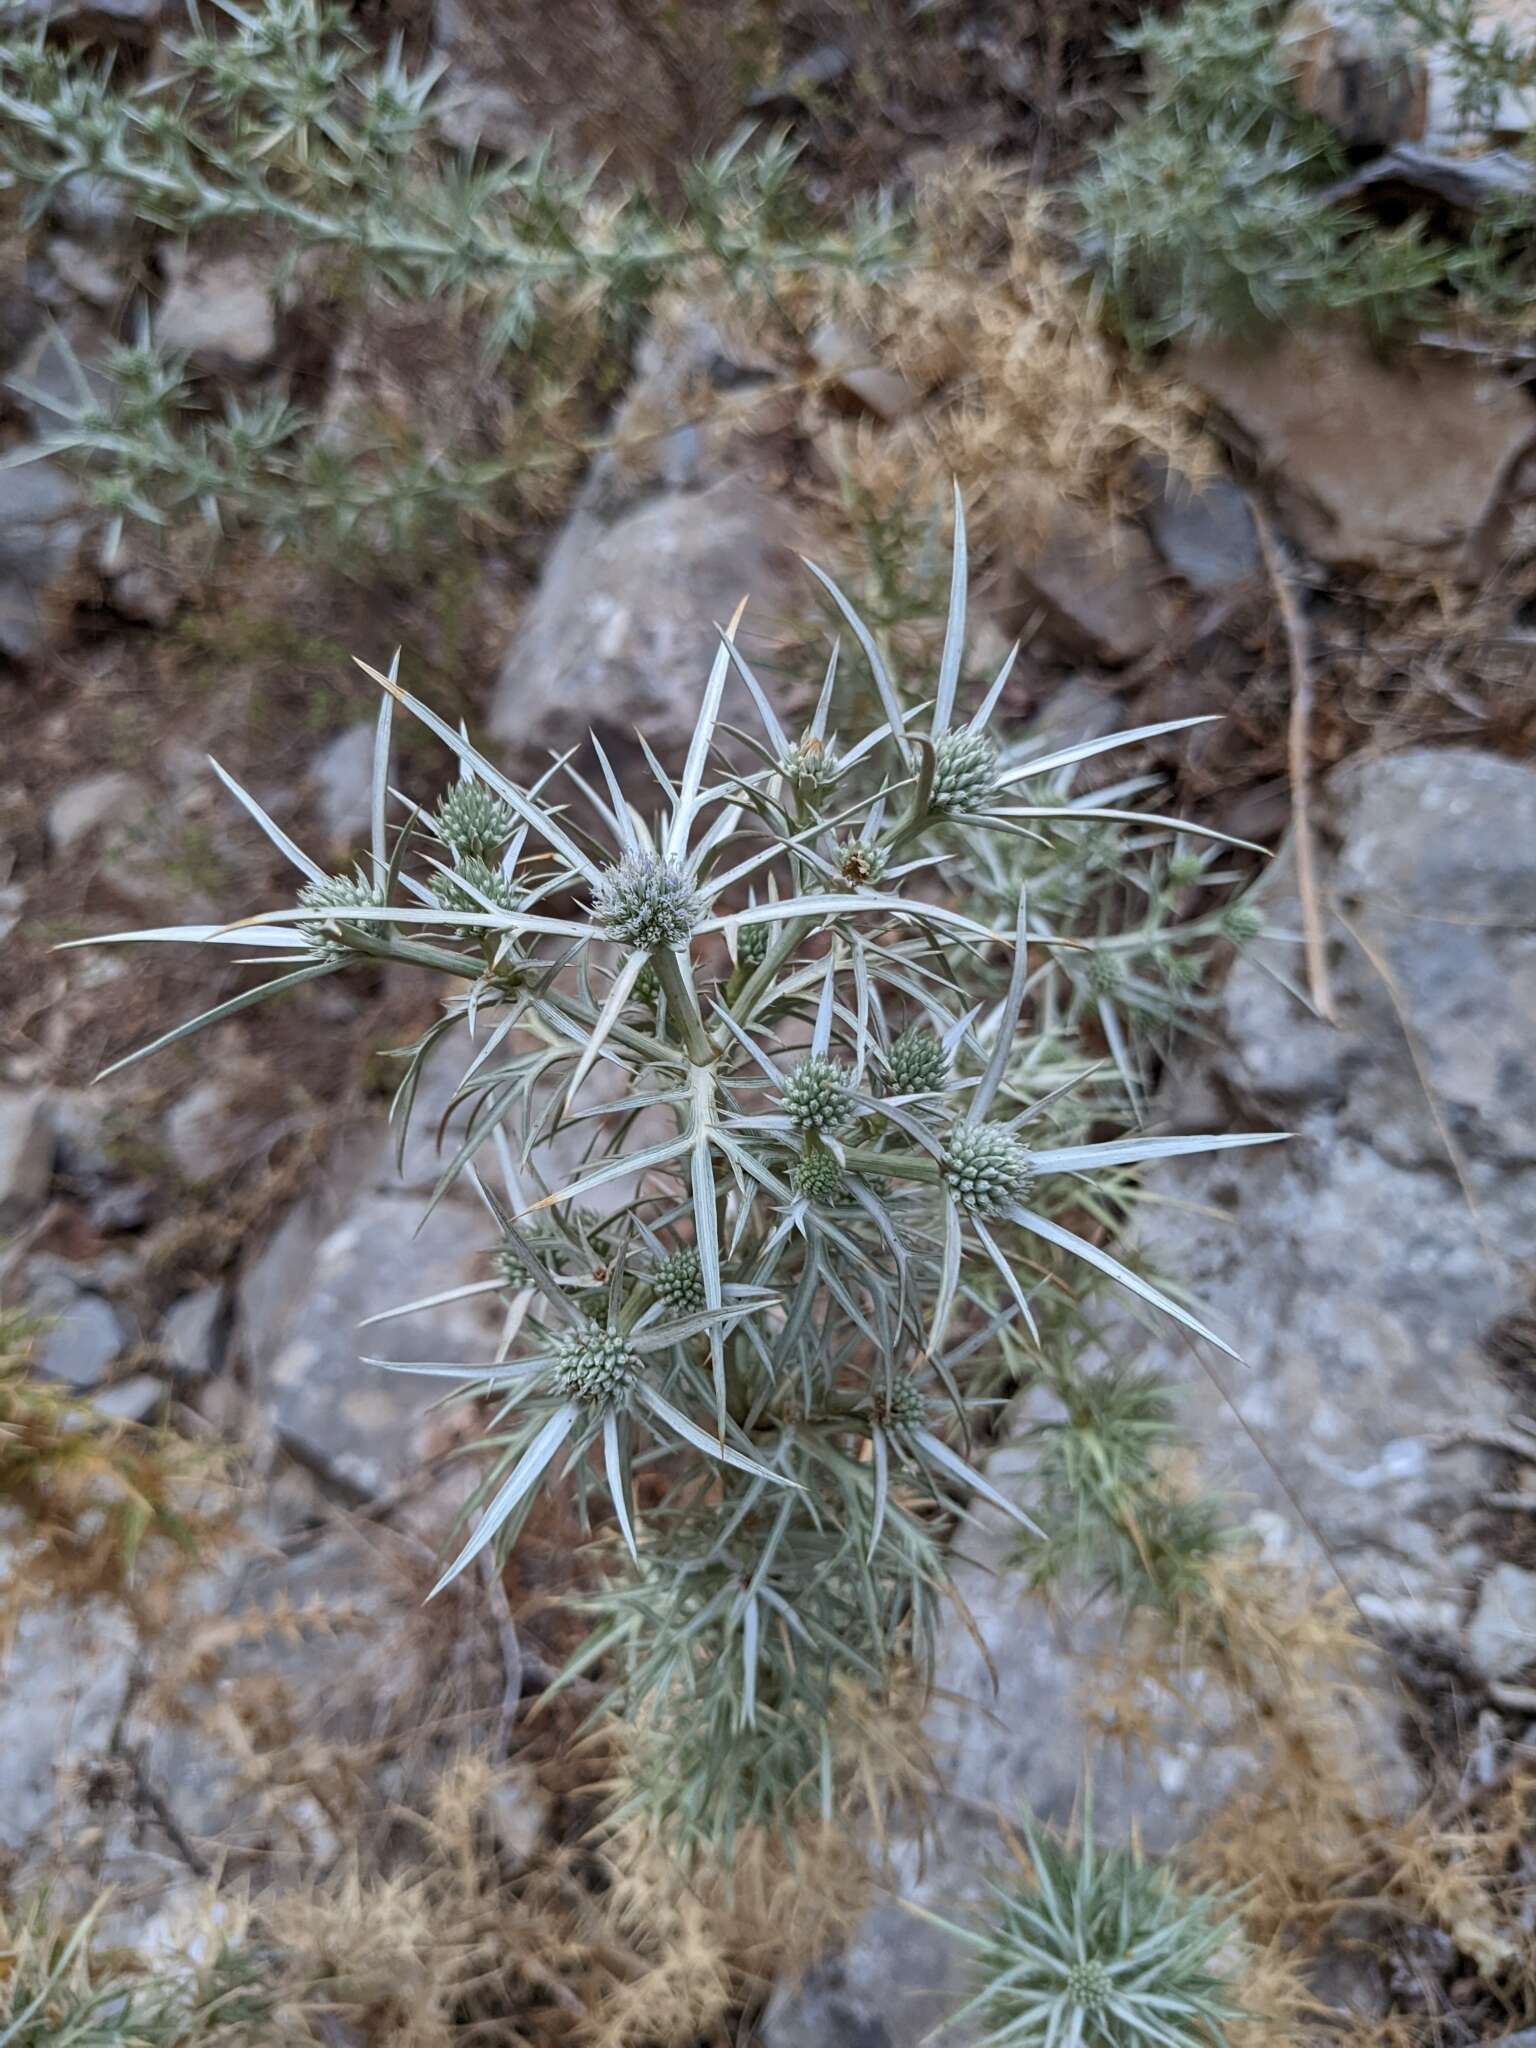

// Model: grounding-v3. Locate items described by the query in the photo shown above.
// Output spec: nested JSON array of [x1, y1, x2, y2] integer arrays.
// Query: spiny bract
[[433, 854, 519, 915], [779, 737, 838, 790], [297, 867, 382, 952], [593, 853, 703, 952], [930, 728, 997, 814], [552, 1323, 642, 1406], [653, 1246, 706, 1317], [888, 1026, 948, 1095], [434, 779, 516, 857], [942, 1121, 1035, 1216], [780, 1056, 854, 1134]]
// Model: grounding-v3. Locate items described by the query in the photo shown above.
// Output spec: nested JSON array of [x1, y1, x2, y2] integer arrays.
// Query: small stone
[[1467, 1563, 1536, 1682], [88, 1178, 154, 1234], [47, 771, 148, 856], [0, 454, 85, 663], [0, 1088, 53, 1229], [308, 723, 377, 852], [49, 174, 133, 243], [809, 321, 918, 422], [158, 1285, 226, 1380], [162, 1067, 288, 1183], [1013, 505, 1169, 666], [106, 560, 179, 627], [1138, 457, 1259, 595], [93, 1372, 166, 1424], [37, 1292, 127, 1390], [156, 252, 276, 376], [46, 236, 123, 309], [432, 79, 537, 156]]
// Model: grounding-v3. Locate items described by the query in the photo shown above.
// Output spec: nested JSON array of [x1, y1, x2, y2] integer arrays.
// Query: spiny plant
[[73, 495, 1280, 1850], [0, 1899, 275, 2048], [1075, 0, 1536, 349], [932, 1802, 1245, 2048], [0, 0, 898, 556], [0, 1306, 220, 1634]]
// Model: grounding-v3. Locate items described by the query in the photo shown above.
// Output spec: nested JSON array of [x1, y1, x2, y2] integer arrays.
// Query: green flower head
[[942, 1121, 1035, 1217], [594, 853, 703, 952], [781, 1055, 854, 1134]]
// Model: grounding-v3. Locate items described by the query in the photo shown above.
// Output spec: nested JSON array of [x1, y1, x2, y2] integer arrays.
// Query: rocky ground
[[3, 1, 1536, 2044]]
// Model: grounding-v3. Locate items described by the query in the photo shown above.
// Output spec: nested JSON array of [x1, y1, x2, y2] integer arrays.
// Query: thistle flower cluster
[[85, 501, 1275, 1852], [942, 1121, 1035, 1217], [553, 1323, 643, 1407], [593, 853, 702, 952], [780, 1056, 854, 1134], [435, 781, 517, 858]]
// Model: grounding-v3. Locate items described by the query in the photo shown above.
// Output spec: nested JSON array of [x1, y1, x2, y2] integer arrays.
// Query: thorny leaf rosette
[[73, 494, 1282, 1849]]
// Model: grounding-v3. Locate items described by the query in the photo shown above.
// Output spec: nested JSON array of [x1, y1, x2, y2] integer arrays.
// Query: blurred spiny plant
[[74, 497, 1279, 1852], [0, 1898, 275, 2047], [929, 1801, 1246, 2048], [0, 0, 898, 557], [1076, 0, 1536, 349], [0, 1306, 221, 1637]]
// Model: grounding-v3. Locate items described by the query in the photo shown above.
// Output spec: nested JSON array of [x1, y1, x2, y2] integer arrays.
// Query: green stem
[[652, 947, 716, 1067]]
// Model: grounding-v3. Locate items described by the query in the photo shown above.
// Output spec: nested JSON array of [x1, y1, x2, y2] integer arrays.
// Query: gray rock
[[763, 1906, 962, 2048], [46, 236, 124, 309], [308, 721, 376, 853], [93, 1372, 167, 1423], [35, 1289, 127, 1390], [156, 252, 276, 375], [0, 1087, 54, 1229], [1179, 330, 1534, 573], [47, 771, 149, 856], [1467, 1563, 1536, 1682], [161, 1066, 293, 1183], [1012, 505, 1170, 666], [1129, 749, 1533, 1633], [0, 454, 85, 662], [158, 1283, 227, 1380], [1138, 457, 1259, 594], [236, 1089, 497, 1494], [0, 1594, 137, 1858], [49, 174, 134, 243], [432, 78, 538, 156], [490, 311, 805, 769], [12, 0, 162, 39]]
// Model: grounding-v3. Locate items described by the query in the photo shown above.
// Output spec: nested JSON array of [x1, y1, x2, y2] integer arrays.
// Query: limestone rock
[[1012, 505, 1169, 666], [156, 252, 276, 376], [35, 1288, 128, 1390], [0, 1087, 54, 1229], [1, 1596, 137, 1861], [1467, 1563, 1536, 1681], [1137, 456, 1259, 595], [490, 312, 805, 769], [47, 771, 149, 856], [158, 1283, 227, 1380], [1181, 329, 1533, 572], [0, 454, 85, 663], [307, 722, 376, 854]]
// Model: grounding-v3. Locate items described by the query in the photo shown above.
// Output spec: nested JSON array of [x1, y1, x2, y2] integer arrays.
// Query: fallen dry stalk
[[1253, 503, 1336, 1024]]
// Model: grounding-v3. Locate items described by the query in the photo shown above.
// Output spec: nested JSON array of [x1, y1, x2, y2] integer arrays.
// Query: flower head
[[931, 729, 997, 814], [888, 1026, 948, 1095], [781, 1055, 854, 1134], [653, 1246, 706, 1317], [593, 853, 703, 952], [552, 1321, 642, 1406], [434, 779, 516, 858], [942, 1121, 1035, 1217], [791, 1146, 846, 1203]]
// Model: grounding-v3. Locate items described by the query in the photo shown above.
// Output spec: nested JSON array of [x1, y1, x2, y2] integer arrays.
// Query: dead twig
[[1253, 504, 1336, 1023]]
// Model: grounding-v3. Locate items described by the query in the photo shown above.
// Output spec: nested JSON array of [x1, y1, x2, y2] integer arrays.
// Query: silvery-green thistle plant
[[75, 493, 1281, 1844]]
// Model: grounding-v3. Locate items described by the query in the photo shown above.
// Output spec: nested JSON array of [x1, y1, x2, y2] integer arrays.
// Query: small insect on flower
[[781, 1055, 854, 1134], [888, 1026, 948, 1095], [593, 852, 704, 952], [779, 736, 838, 792], [835, 837, 889, 887], [930, 729, 997, 815], [942, 1121, 1035, 1217], [552, 1321, 642, 1406], [434, 779, 517, 857], [653, 1245, 706, 1317]]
